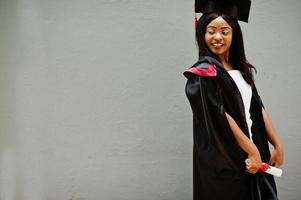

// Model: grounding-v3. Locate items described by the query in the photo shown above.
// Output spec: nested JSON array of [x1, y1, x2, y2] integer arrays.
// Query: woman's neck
[[219, 56, 234, 71]]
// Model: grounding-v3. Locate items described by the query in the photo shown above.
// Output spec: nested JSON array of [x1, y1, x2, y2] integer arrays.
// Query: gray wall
[[0, 0, 300, 199]]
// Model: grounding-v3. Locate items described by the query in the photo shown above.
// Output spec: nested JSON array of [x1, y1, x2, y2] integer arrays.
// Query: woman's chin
[[209, 48, 228, 57]]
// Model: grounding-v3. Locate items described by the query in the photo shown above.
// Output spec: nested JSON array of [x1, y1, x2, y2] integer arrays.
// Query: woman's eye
[[222, 31, 229, 35], [207, 31, 215, 35]]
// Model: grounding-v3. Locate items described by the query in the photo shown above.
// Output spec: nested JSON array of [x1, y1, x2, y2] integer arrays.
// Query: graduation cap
[[195, 0, 251, 22]]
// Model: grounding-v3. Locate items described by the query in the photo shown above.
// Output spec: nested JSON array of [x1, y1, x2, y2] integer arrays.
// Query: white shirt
[[228, 70, 253, 141]]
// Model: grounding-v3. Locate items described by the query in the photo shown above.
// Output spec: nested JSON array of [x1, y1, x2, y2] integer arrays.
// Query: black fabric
[[184, 56, 277, 200], [195, 0, 251, 22]]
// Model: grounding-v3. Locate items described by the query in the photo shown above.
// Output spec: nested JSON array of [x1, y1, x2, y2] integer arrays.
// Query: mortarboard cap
[[195, 0, 251, 22]]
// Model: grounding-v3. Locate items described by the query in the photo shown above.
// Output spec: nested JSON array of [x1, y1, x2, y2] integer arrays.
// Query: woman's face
[[205, 16, 233, 60]]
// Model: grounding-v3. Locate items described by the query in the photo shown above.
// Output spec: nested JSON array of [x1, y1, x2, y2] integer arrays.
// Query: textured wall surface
[[0, 0, 300, 199]]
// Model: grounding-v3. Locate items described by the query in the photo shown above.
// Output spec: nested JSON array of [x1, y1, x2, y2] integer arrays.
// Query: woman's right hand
[[246, 147, 262, 174]]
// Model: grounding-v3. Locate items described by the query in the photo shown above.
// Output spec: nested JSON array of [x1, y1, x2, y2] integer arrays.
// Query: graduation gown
[[184, 56, 278, 200]]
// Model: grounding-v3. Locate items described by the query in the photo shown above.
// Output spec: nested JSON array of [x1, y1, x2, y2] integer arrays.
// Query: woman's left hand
[[268, 146, 284, 168]]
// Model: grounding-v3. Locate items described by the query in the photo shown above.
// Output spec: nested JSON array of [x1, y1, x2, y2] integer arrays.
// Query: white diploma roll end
[[260, 164, 282, 177]]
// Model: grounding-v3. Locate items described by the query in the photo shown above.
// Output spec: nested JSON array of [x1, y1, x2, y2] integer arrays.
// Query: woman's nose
[[214, 32, 223, 40]]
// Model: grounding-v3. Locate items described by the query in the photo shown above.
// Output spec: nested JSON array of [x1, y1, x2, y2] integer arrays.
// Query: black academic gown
[[184, 56, 278, 200]]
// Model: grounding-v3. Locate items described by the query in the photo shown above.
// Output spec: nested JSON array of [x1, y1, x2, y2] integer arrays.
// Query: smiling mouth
[[211, 43, 224, 47]]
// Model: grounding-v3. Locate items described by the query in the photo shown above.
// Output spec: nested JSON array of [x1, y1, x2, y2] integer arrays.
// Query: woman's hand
[[269, 145, 284, 168], [246, 147, 262, 174]]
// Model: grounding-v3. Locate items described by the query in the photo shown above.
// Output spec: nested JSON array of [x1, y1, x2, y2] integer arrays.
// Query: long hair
[[196, 12, 256, 86]]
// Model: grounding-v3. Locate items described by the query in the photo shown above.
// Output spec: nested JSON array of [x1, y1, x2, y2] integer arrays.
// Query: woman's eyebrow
[[207, 26, 231, 29], [207, 26, 216, 29]]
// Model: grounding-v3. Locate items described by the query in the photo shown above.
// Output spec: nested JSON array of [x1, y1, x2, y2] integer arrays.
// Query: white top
[[228, 70, 253, 141]]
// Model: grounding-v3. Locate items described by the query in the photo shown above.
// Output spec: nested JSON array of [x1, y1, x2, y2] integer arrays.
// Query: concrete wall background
[[0, 0, 300, 199]]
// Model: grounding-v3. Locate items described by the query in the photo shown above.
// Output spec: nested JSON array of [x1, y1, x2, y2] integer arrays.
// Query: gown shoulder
[[183, 61, 217, 78]]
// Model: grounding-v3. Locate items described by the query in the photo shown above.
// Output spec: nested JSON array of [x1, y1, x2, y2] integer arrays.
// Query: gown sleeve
[[252, 84, 265, 108], [184, 63, 245, 173]]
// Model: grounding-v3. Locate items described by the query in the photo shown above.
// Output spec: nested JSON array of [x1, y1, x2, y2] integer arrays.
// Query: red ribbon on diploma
[[259, 163, 271, 172]]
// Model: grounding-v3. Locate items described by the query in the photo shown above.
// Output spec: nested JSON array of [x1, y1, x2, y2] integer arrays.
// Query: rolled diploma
[[245, 159, 282, 177]]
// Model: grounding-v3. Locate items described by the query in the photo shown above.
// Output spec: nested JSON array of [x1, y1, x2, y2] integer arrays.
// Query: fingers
[[268, 159, 276, 166], [274, 161, 281, 168], [246, 164, 259, 174], [269, 156, 282, 167], [269, 148, 284, 167], [246, 169, 257, 174], [246, 169, 258, 174], [269, 153, 277, 166], [269, 160, 280, 168]]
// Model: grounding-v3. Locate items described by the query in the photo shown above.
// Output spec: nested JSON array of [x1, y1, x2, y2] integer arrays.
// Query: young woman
[[184, 12, 284, 200]]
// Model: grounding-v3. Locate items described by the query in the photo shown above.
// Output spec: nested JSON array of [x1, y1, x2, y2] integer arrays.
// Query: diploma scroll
[[245, 159, 282, 177]]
